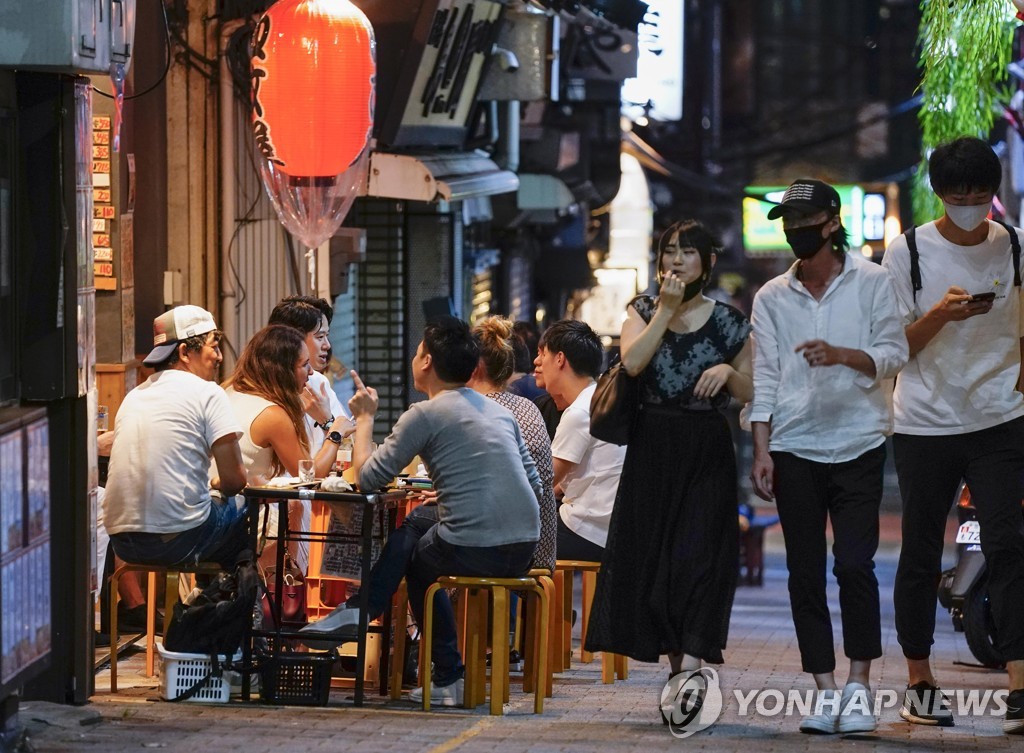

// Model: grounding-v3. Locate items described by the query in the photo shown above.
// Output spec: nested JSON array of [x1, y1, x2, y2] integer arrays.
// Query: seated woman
[[221, 325, 353, 566], [468, 316, 556, 572]]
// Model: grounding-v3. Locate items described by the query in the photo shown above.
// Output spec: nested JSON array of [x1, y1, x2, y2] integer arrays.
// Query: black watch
[[316, 415, 335, 431], [326, 430, 343, 444]]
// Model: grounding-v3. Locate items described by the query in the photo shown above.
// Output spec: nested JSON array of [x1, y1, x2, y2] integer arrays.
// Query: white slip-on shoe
[[837, 682, 877, 734], [297, 602, 361, 650], [799, 688, 841, 734], [409, 677, 465, 708]]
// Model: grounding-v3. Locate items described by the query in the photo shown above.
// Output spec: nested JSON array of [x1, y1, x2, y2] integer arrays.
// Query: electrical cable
[[92, 0, 172, 101]]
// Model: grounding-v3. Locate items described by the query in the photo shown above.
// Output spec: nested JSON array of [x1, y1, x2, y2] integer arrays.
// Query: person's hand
[[693, 363, 733, 399], [795, 339, 843, 368], [750, 454, 775, 502], [348, 370, 379, 418], [97, 430, 114, 457], [412, 489, 439, 505], [658, 271, 686, 313], [301, 381, 332, 425], [932, 285, 993, 323]]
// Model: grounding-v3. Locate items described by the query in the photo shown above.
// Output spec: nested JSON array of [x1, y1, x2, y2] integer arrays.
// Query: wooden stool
[[421, 576, 549, 714], [522, 568, 555, 698], [108, 562, 220, 693], [388, 579, 413, 700], [553, 560, 628, 683]]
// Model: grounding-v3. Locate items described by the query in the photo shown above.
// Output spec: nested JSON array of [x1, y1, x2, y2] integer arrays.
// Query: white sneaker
[[297, 603, 361, 650], [409, 677, 465, 708], [837, 682, 877, 734], [799, 688, 841, 734]]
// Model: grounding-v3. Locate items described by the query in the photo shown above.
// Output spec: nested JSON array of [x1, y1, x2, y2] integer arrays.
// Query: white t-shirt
[[297, 370, 345, 571], [302, 370, 346, 443], [552, 383, 626, 547], [881, 220, 1024, 434], [102, 370, 241, 535]]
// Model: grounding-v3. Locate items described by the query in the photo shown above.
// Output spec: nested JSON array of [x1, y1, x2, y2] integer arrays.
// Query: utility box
[[0, 0, 135, 74]]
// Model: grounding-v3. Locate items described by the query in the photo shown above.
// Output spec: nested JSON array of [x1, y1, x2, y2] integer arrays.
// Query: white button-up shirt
[[749, 253, 908, 463]]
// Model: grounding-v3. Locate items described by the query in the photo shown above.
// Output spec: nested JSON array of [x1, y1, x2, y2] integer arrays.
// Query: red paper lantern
[[251, 0, 375, 178]]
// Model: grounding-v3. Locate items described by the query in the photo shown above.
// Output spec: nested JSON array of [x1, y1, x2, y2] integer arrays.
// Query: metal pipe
[[219, 18, 246, 372]]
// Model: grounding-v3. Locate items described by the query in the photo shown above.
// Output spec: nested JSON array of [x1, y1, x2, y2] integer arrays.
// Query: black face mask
[[785, 222, 830, 260], [682, 276, 705, 301]]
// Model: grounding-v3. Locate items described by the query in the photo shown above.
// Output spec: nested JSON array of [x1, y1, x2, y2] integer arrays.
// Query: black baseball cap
[[766, 179, 841, 220]]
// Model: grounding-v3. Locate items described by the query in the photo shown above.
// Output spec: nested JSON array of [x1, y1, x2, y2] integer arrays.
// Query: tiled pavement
[[22, 512, 1020, 752]]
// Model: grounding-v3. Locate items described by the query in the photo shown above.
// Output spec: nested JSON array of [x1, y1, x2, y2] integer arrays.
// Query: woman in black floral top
[[586, 219, 753, 720]]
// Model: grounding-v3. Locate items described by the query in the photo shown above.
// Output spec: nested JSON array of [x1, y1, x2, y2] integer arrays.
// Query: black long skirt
[[584, 406, 739, 664]]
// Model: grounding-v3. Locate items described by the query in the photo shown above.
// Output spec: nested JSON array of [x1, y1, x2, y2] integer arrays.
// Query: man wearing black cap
[[749, 179, 908, 734], [102, 305, 248, 568]]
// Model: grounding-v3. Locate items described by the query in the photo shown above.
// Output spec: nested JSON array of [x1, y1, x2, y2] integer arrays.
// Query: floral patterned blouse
[[631, 295, 751, 412], [486, 391, 557, 571]]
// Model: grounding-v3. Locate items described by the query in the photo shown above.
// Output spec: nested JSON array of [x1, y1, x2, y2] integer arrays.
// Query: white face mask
[[943, 201, 991, 231]]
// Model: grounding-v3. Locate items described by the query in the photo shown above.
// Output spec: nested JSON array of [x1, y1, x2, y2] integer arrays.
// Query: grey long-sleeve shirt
[[359, 387, 542, 547]]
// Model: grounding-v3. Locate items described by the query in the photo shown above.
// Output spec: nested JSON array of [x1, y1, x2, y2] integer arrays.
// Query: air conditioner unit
[[0, 0, 135, 74]]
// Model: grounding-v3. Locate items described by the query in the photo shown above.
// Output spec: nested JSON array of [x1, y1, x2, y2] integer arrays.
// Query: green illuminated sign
[[743, 185, 865, 255]]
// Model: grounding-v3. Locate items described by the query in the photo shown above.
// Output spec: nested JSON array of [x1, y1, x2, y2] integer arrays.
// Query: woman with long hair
[[585, 219, 754, 721], [224, 325, 352, 563]]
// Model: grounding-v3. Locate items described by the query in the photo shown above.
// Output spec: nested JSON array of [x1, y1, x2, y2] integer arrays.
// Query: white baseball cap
[[143, 305, 218, 366]]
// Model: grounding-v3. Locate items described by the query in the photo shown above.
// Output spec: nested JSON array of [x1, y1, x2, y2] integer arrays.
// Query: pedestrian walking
[[750, 179, 908, 734]]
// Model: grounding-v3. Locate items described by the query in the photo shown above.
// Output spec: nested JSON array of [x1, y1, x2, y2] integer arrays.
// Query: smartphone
[[968, 291, 996, 303]]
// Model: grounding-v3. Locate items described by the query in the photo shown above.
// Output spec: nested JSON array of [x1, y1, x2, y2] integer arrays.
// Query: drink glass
[[298, 459, 316, 484]]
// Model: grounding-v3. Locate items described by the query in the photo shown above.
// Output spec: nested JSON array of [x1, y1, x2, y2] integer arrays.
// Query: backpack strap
[[993, 219, 1022, 288], [905, 226, 920, 304]]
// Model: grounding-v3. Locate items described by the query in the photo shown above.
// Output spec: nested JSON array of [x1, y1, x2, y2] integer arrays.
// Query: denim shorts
[[110, 498, 249, 569]]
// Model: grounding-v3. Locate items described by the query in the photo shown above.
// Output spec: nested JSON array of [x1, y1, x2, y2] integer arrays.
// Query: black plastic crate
[[259, 652, 333, 706]]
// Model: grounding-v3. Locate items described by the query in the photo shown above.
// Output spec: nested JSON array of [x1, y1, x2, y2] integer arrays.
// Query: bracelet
[[315, 415, 335, 431]]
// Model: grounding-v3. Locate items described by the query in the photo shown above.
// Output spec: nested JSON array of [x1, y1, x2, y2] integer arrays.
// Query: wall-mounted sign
[[621, 0, 683, 121]]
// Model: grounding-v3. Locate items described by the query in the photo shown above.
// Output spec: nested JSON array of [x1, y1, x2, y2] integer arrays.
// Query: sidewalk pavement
[[24, 512, 1020, 753]]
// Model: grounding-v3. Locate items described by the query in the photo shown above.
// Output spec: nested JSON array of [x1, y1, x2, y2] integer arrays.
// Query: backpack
[[162, 549, 260, 701], [905, 220, 1021, 304]]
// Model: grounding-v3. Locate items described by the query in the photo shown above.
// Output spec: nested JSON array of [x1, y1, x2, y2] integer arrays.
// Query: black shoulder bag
[[589, 357, 639, 446]]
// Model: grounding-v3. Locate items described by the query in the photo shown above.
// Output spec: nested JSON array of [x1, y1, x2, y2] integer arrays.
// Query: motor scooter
[[937, 481, 1024, 669]]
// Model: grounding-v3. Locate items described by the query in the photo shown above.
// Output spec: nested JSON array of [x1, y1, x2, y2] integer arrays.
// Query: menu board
[[1, 541, 51, 684], [319, 506, 383, 582]]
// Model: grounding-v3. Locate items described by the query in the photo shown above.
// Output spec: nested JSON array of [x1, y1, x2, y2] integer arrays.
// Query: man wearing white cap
[[102, 305, 248, 568]]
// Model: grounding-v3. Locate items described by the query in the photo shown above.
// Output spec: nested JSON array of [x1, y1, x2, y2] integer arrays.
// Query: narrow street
[[21, 513, 1017, 753]]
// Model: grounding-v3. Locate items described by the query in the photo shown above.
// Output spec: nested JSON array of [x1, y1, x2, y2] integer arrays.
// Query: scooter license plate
[[955, 520, 981, 545]]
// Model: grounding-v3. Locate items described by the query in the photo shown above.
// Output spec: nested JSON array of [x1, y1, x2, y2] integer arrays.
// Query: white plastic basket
[[157, 645, 242, 703]]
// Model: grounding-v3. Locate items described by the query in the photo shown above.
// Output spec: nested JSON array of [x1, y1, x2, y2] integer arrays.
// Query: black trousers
[[555, 506, 605, 563], [892, 417, 1024, 661], [772, 444, 885, 674]]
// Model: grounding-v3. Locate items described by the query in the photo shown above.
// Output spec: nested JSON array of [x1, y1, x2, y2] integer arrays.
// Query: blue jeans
[[110, 498, 249, 569], [352, 505, 536, 684]]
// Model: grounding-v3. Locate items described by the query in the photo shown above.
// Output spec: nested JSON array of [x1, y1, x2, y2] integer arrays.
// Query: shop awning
[[365, 151, 519, 203], [516, 174, 576, 211]]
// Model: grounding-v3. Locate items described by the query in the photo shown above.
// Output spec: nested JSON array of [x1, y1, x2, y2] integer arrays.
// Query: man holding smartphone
[[881, 136, 1024, 735]]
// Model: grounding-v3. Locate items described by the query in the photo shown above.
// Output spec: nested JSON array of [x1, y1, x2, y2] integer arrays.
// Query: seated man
[[103, 306, 248, 569], [299, 316, 542, 706], [533, 320, 626, 562]]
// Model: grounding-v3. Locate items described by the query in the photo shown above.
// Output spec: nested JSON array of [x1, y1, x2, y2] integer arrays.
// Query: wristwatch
[[315, 415, 335, 431], [326, 430, 343, 445]]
